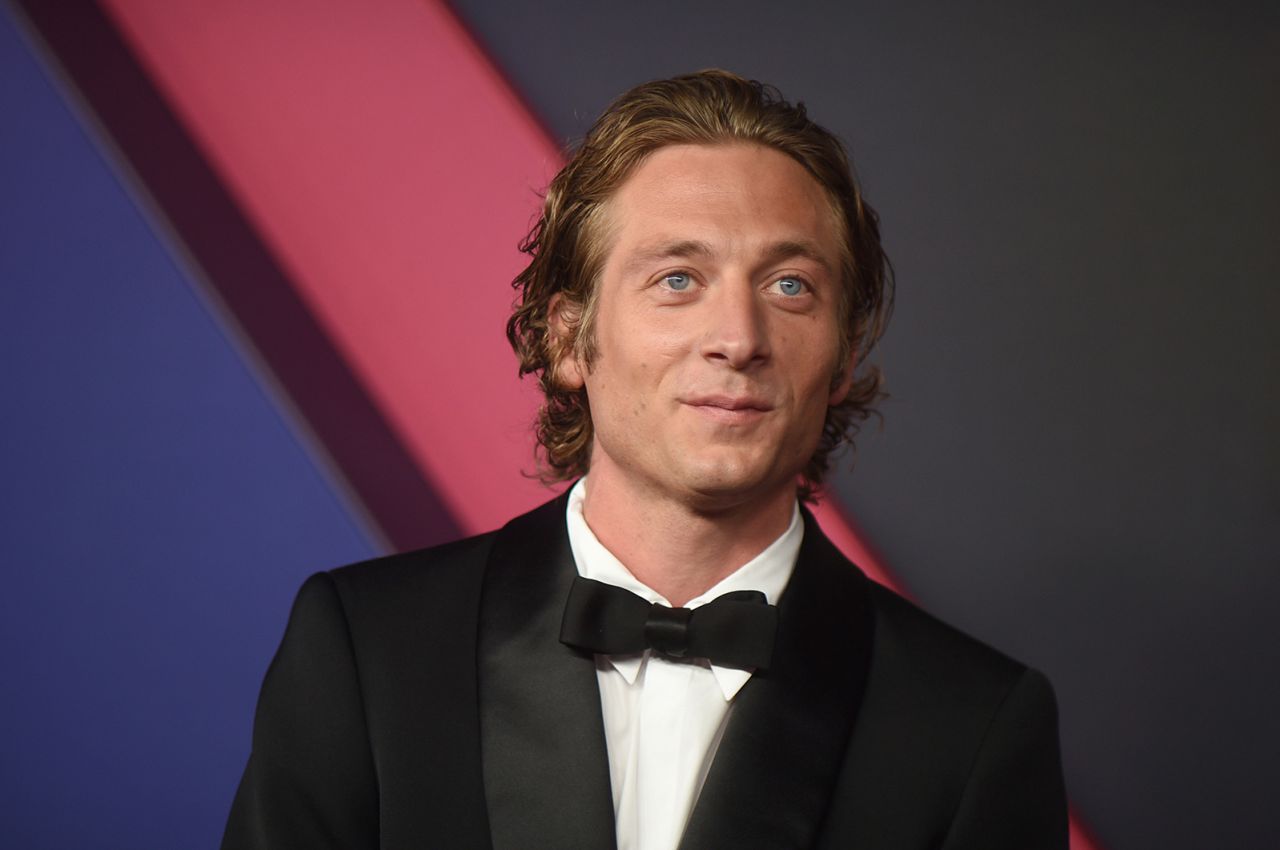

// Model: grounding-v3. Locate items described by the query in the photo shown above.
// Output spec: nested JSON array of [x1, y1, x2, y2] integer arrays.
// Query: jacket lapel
[[478, 493, 617, 850], [679, 510, 875, 850]]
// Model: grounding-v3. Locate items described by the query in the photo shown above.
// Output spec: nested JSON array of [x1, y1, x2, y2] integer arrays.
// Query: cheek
[[781, 326, 843, 392]]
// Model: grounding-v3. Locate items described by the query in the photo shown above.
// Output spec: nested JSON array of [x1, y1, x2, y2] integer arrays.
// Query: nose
[[700, 280, 771, 370]]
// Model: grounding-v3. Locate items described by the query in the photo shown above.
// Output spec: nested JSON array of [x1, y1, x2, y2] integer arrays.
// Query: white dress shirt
[[564, 479, 802, 850]]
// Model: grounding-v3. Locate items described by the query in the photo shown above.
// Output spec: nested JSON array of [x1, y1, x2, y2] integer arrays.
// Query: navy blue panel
[[0, 8, 379, 849]]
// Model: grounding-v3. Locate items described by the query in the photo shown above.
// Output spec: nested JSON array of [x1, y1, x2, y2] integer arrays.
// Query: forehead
[[601, 143, 842, 265]]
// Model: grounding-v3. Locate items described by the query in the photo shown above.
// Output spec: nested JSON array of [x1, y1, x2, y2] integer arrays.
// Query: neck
[[580, 468, 796, 607]]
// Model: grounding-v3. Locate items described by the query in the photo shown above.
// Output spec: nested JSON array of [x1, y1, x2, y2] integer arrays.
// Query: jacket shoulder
[[865, 581, 1029, 694], [313, 531, 499, 694], [225, 530, 503, 850], [327, 530, 496, 609], [323, 490, 568, 615], [820, 580, 1066, 848]]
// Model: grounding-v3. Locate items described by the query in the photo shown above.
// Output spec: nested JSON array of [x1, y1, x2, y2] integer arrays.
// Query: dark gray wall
[[448, 2, 1280, 847]]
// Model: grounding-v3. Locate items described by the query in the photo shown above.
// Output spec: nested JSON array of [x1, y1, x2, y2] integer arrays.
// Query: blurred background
[[2, 1, 1276, 848]]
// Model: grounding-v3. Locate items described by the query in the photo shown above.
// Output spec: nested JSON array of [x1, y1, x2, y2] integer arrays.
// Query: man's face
[[558, 143, 851, 512]]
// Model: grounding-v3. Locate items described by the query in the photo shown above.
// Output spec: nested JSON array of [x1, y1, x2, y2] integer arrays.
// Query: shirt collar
[[564, 477, 802, 700]]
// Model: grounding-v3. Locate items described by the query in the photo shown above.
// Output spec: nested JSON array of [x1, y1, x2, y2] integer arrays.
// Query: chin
[[676, 457, 791, 511]]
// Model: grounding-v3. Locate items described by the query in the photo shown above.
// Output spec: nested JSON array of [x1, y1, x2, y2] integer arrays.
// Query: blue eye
[[777, 277, 805, 296], [663, 273, 692, 291]]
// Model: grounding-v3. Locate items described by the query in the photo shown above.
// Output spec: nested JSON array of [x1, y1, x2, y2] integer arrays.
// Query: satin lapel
[[478, 493, 617, 850], [679, 510, 875, 850]]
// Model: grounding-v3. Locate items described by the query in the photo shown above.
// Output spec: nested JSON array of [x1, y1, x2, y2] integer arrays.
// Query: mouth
[[681, 394, 774, 423]]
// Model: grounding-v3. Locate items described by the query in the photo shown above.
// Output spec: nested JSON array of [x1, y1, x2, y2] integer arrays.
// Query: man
[[223, 70, 1067, 849]]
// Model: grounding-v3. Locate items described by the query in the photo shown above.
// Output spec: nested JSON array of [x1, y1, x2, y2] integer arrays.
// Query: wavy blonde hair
[[506, 70, 894, 498]]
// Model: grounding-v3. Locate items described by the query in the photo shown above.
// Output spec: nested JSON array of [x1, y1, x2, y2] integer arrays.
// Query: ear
[[548, 293, 586, 390], [828, 352, 856, 406]]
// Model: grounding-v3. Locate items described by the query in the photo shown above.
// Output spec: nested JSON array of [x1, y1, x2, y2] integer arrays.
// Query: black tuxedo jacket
[[223, 493, 1067, 849]]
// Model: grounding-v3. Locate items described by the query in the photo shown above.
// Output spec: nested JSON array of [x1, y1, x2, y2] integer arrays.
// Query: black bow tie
[[559, 576, 778, 671]]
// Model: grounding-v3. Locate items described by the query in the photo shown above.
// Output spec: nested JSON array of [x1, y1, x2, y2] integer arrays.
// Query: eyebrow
[[621, 239, 715, 275], [759, 239, 835, 274], [622, 238, 835, 275]]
